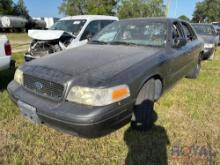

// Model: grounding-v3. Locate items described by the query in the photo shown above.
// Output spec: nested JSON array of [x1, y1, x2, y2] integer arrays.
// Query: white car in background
[[0, 35, 14, 71], [25, 15, 118, 61]]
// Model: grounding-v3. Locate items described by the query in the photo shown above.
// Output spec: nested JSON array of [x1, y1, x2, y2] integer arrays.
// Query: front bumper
[[202, 48, 215, 60], [7, 81, 134, 138]]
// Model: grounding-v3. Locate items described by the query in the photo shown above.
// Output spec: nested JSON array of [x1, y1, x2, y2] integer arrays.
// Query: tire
[[131, 79, 157, 131], [186, 55, 202, 79]]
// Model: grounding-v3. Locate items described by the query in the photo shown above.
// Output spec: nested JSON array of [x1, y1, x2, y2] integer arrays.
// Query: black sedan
[[8, 18, 204, 138]]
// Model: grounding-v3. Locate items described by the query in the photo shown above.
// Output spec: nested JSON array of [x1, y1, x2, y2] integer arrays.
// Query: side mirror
[[173, 38, 187, 48]]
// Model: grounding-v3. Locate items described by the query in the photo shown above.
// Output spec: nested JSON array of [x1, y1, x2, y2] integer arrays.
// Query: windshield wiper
[[144, 44, 162, 47], [89, 40, 108, 45], [109, 41, 138, 46]]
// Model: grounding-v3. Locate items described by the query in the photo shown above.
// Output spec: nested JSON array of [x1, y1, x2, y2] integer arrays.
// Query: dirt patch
[[12, 43, 30, 53], [13, 46, 29, 53]]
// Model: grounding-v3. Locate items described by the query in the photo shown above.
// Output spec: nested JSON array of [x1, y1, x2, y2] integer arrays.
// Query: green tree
[[192, 0, 220, 23], [178, 15, 190, 22], [59, 0, 117, 16], [0, 0, 14, 15], [59, 0, 86, 15], [117, 0, 165, 19], [13, 0, 30, 19], [86, 0, 117, 15]]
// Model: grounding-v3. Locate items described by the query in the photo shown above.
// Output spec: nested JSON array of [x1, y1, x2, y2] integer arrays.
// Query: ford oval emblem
[[34, 82, 43, 90]]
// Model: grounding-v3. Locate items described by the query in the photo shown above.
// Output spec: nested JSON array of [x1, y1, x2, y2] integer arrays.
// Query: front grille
[[23, 74, 65, 101]]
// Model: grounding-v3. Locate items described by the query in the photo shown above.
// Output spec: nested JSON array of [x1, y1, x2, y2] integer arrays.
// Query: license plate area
[[18, 101, 41, 124]]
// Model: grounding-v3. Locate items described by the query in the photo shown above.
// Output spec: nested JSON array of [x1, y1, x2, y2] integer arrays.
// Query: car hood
[[28, 29, 73, 41], [24, 44, 163, 85], [198, 34, 216, 43]]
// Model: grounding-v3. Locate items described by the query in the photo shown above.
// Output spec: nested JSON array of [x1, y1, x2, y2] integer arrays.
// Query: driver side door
[[168, 21, 190, 85]]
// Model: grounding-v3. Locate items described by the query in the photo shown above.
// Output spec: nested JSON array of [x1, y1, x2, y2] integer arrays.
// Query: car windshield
[[50, 19, 87, 36], [91, 20, 167, 47], [192, 24, 216, 35]]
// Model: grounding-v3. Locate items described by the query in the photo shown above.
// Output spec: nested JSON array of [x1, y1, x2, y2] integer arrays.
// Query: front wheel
[[131, 79, 157, 131]]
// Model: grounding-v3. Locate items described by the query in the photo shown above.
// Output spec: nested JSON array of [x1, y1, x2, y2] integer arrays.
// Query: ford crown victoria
[[8, 18, 204, 138]]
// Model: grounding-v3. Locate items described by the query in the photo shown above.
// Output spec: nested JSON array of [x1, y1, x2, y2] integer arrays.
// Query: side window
[[80, 21, 101, 41], [181, 22, 196, 41], [100, 20, 115, 28], [172, 22, 184, 46]]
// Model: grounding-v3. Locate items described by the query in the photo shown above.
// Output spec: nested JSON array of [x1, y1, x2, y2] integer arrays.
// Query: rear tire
[[131, 79, 157, 131]]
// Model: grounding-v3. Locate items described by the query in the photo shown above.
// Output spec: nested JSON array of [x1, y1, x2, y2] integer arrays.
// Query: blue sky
[[13, 0, 64, 17], [164, 0, 198, 19], [13, 0, 198, 19]]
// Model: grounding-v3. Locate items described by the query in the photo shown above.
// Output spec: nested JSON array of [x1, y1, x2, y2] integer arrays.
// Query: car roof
[[119, 17, 183, 23], [60, 15, 119, 21]]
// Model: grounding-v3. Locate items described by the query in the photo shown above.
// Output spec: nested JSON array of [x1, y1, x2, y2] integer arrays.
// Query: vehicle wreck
[[27, 30, 74, 57], [25, 15, 118, 61]]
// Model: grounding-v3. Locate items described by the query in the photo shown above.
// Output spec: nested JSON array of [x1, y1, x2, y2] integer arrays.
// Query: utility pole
[[166, 0, 171, 17], [174, 0, 178, 18]]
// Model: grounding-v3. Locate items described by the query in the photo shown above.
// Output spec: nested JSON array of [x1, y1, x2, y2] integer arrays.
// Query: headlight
[[66, 85, 130, 106], [204, 43, 214, 49], [14, 69, 23, 85]]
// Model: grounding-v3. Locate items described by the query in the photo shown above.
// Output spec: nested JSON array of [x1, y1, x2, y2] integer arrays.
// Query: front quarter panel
[[104, 50, 170, 99]]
